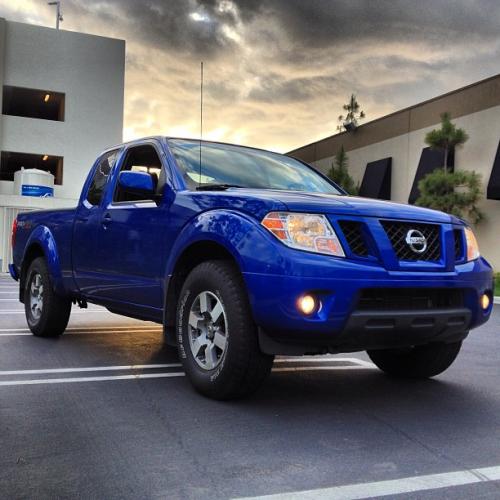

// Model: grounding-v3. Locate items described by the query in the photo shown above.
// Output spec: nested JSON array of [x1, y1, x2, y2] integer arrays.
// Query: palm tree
[[337, 94, 365, 132], [424, 112, 468, 173]]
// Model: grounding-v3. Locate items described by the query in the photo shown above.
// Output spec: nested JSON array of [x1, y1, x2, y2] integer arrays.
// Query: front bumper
[[244, 255, 493, 354]]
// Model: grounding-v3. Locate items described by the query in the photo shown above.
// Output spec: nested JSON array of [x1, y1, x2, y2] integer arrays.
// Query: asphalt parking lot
[[0, 273, 499, 499]]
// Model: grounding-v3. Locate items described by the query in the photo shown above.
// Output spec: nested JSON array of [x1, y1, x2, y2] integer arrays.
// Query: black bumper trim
[[258, 308, 472, 355]]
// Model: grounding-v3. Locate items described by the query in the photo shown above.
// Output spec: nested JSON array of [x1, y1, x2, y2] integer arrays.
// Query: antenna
[[48, 1, 63, 30], [199, 61, 204, 185]]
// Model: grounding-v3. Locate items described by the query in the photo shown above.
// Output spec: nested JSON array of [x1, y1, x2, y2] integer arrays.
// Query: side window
[[87, 150, 119, 206], [114, 145, 163, 203]]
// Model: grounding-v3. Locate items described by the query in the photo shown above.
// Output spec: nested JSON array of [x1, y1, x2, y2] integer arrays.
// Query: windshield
[[167, 139, 342, 194]]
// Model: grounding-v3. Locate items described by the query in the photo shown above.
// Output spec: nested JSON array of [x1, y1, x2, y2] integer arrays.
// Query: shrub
[[416, 169, 484, 224], [327, 146, 359, 195]]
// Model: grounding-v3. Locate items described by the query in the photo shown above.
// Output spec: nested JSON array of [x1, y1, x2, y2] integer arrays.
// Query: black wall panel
[[408, 147, 454, 204], [486, 140, 500, 200], [359, 157, 392, 200]]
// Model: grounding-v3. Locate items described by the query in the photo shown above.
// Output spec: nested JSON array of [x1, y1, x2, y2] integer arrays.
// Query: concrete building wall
[[290, 75, 500, 270], [0, 19, 125, 271], [0, 19, 125, 200]]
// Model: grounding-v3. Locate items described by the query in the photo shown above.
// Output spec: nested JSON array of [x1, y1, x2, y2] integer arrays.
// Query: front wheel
[[24, 257, 72, 337], [367, 341, 462, 379], [177, 260, 274, 400]]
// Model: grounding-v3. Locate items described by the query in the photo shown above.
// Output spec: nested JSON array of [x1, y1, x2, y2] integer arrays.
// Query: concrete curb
[[494, 297, 500, 305]]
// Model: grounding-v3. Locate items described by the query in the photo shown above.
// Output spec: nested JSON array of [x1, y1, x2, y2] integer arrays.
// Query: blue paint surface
[[10, 137, 493, 351]]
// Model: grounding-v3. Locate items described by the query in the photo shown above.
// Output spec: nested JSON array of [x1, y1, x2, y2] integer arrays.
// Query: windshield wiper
[[196, 183, 246, 191]]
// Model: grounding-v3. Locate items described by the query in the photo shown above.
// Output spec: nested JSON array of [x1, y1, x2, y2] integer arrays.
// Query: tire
[[24, 257, 72, 337], [176, 260, 274, 400], [367, 341, 462, 379]]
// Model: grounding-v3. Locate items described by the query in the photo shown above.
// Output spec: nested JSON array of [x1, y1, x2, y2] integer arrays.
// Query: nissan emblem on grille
[[405, 229, 427, 253]]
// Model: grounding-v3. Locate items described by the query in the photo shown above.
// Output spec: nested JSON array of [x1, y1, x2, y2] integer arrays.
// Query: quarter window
[[87, 150, 119, 206]]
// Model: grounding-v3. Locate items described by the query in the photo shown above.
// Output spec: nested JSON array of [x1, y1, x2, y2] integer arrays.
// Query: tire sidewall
[[178, 279, 231, 387], [24, 259, 50, 334], [177, 262, 254, 397]]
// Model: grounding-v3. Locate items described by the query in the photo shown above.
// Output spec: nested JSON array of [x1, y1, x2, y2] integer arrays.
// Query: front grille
[[454, 229, 464, 261], [381, 221, 441, 261], [338, 221, 369, 257], [357, 288, 464, 311]]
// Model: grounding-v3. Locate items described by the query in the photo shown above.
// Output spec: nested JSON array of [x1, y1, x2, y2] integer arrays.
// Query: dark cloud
[[248, 74, 338, 103], [1, 0, 499, 151]]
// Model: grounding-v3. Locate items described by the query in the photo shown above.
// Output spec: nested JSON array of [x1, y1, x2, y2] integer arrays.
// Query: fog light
[[481, 294, 490, 311], [297, 294, 318, 315]]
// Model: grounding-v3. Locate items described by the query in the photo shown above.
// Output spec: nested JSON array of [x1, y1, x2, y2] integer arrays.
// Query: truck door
[[72, 149, 121, 298], [92, 143, 168, 314]]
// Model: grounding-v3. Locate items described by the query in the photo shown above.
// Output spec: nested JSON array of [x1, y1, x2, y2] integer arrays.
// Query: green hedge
[[495, 273, 500, 297]]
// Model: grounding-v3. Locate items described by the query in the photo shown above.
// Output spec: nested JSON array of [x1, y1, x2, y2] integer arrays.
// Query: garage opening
[[0, 151, 63, 185], [2, 86, 65, 122]]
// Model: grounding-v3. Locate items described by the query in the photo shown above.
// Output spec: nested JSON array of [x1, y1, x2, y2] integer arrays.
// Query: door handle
[[101, 213, 112, 227]]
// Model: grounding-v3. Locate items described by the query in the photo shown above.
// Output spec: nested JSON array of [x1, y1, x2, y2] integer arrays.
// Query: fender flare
[[165, 209, 286, 280], [22, 225, 65, 295], [162, 209, 288, 342]]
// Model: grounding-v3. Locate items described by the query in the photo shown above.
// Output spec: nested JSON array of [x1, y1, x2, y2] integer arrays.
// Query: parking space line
[[0, 325, 161, 332], [0, 372, 186, 386], [0, 363, 182, 376], [0, 328, 163, 337], [277, 357, 375, 368], [273, 366, 374, 372], [0, 309, 109, 314], [237, 465, 500, 500], [0, 362, 375, 387]]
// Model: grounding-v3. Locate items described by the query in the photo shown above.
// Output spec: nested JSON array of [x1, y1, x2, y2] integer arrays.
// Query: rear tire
[[24, 257, 71, 337], [367, 341, 462, 378], [177, 260, 274, 400]]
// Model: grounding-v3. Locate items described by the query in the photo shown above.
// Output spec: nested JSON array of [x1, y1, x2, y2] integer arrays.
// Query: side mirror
[[118, 171, 155, 198]]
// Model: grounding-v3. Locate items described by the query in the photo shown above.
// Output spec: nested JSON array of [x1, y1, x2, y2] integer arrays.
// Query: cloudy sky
[[1, 0, 499, 152]]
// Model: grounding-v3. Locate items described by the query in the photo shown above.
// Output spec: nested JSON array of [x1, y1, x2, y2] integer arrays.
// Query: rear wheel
[[177, 260, 274, 400], [367, 341, 462, 378], [24, 257, 71, 337]]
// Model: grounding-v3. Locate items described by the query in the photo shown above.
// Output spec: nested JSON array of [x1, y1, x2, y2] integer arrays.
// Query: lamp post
[[48, 1, 63, 30]]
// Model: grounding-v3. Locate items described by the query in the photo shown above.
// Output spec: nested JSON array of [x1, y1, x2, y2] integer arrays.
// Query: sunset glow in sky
[[1, 0, 499, 152]]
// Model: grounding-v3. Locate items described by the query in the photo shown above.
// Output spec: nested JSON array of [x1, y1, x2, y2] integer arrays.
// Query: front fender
[[23, 225, 65, 295], [165, 209, 288, 277]]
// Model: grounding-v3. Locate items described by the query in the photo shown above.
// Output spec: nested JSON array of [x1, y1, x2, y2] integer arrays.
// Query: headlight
[[261, 212, 345, 257], [464, 227, 480, 261]]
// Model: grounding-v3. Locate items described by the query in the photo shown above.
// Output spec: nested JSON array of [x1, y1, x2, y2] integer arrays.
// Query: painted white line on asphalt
[[0, 330, 161, 337], [0, 325, 160, 332], [273, 366, 374, 373], [0, 372, 186, 386], [0, 298, 21, 301], [277, 357, 375, 368], [0, 309, 108, 314], [0, 363, 376, 387], [0, 363, 181, 376], [238, 466, 500, 500]]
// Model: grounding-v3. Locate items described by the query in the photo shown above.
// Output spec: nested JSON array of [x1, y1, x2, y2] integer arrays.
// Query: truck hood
[[196, 189, 459, 224]]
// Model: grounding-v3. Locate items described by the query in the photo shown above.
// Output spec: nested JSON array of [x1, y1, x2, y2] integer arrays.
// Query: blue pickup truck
[[10, 137, 494, 399]]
